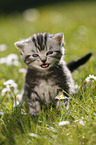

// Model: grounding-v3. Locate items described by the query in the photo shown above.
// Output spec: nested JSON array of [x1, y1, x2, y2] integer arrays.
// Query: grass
[[0, 1, 96, 145]]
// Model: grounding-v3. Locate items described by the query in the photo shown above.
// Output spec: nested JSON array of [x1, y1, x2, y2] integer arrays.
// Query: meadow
[[0, 1, 96, 145]]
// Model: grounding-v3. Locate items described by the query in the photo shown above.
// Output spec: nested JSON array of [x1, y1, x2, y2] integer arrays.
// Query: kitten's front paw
[[29, 107, 41, 116], [28, 101, 41, 115]]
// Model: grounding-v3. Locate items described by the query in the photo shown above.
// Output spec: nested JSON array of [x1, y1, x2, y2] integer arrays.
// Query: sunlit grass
[[0, 1, 96, 145]]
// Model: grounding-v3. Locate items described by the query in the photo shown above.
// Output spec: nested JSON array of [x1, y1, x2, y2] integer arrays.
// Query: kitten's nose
[[41, 59, 47, 63]]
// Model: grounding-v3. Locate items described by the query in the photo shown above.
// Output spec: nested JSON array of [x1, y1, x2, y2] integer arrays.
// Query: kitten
[[14, 32, 92, 115]]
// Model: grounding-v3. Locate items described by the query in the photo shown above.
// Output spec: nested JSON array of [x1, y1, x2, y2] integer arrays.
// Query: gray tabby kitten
[[14, 32, 92, 115]]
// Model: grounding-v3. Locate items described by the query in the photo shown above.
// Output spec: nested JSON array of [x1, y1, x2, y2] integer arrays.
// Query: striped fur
[[14, 32, 92, 115], [32, 33, 48, 51], [14, 33, 74, 114]]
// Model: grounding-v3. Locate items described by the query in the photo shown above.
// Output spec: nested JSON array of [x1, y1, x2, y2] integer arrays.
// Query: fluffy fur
[[14, 32, 92, 114]]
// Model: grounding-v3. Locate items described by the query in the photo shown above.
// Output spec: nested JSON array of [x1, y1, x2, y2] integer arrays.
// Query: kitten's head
[[14, 32, 65, 71]]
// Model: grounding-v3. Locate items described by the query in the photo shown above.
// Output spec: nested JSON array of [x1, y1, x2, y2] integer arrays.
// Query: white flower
[[6, 54, 20, 66], [1, 79, 18, 96], [0, 44, 7, 51], [0, 54, 21, 66], [59, 121, 70, 126], [13, 101, 19, 107], [4, 79, 18, 92], [21, 109, 26, 115], [28, 133, 40, 138], [27, 140, 32, 144], [1, 87, 10, 96], [23, 9, 40, 22], [67, 133, 70, 136], [85, 74, 96, 82], [0, 57, 7, 64], [79, 120, 85, 126], [74, 119, 85, 126], [16, 93, 22, 100], [75, 84, 80, 90], [45, 126, 56, 132], [0, 112, 4, 116], [38, 120, 42, 123], [19, 68, 26, 74], [55, 94, 70, 100], [4, 79, 15, 86], [74, 120, 79, 122]]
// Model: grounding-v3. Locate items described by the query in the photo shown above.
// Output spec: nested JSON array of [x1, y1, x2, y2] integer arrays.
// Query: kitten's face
[[14, 33, 65, 71]]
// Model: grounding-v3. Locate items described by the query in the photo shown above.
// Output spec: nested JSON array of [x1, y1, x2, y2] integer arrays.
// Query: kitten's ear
[[54, 33, 64, 45], [14, 41, 25, 52]]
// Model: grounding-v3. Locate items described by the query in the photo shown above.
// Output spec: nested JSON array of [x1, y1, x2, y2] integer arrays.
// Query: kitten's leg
[[21, 85, 41, 115], [28, 100, 41, 115], [24, 91, 42, 115]]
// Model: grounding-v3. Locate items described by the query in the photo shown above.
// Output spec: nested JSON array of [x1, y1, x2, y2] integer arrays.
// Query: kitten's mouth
[[40, 63, 49, 68]]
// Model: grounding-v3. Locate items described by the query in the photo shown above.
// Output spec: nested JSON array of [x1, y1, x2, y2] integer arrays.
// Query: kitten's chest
[[33, 79, 60, 103]]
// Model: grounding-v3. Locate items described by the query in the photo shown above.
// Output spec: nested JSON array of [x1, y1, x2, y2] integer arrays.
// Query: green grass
[[0, 1, 96, 145]]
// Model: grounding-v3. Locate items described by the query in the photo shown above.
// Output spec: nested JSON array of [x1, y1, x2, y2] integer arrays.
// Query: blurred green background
[[0, 0, 95, 14], [0, 1, 96, 145]]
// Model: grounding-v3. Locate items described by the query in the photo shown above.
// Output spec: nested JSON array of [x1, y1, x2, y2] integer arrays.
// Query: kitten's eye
[[32, 54, 39, 57], [46, 51, 53, 55]]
